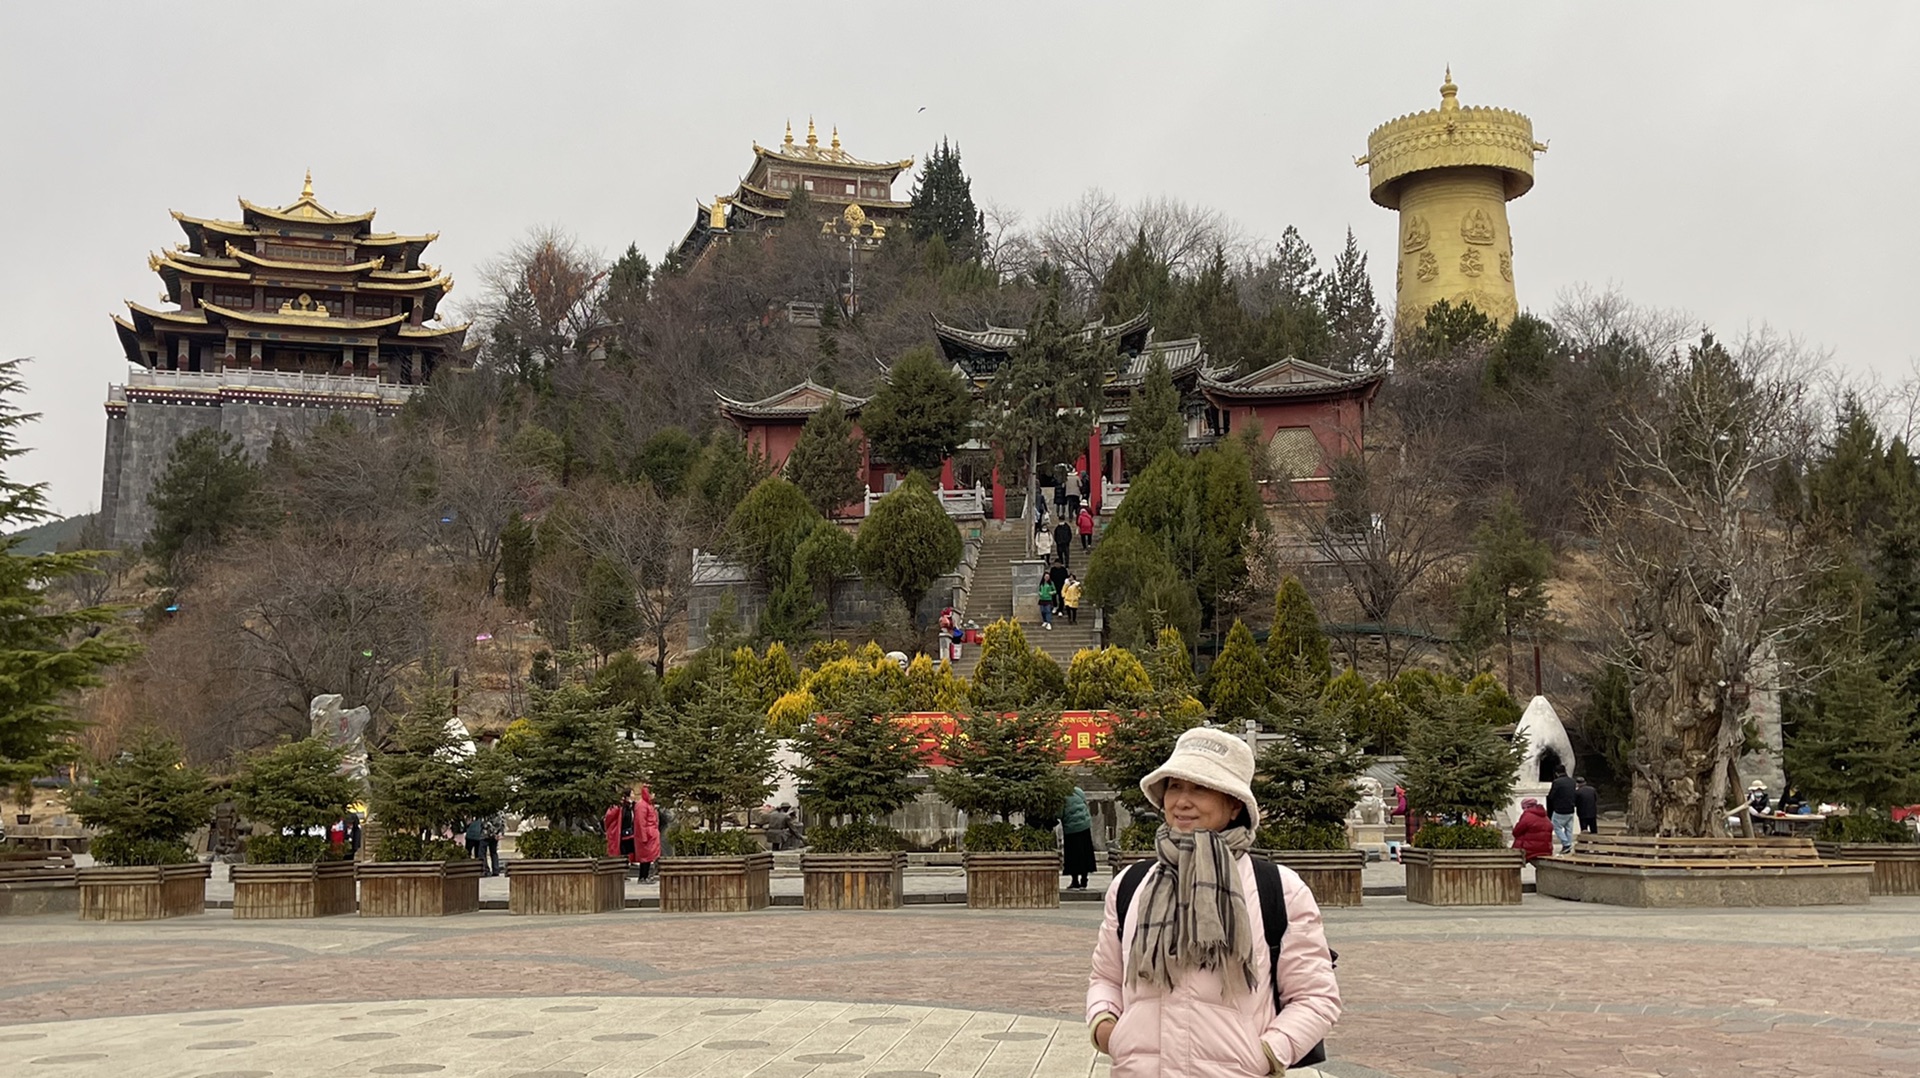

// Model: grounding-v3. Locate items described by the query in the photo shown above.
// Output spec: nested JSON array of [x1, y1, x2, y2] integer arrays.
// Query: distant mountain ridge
[[5, 512, 96, 555]]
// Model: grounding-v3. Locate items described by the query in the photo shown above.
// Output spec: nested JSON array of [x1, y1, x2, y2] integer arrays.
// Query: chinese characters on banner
[[900, 711, 1112, 766]]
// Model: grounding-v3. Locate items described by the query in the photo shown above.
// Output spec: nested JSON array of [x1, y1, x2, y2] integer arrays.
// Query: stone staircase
[[949, 524, 1102, 678]]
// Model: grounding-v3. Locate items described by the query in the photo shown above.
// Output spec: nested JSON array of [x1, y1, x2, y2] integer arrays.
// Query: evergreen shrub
[[373, 835, 469, 863], [962, 821, 1058, 853], [67, 731, 213, 866], [1120, 819, 1161, 850], [90, 835, 197, 867], [669, 828, 762, 857], [1413, 822, 1507, 849], [231, 737, 360, 864], [244, 834, 344, 865], [806, 820, 905, 853], [1256, 821, 1349, 852], [515, 828, 606, 859], [1819, 812, 1917, 845]]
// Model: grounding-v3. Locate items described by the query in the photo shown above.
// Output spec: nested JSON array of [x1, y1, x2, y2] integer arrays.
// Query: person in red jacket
[[1510, 798, 1554, 863], [1077, 506, 1096, 550], [633, 785, 662, 880]]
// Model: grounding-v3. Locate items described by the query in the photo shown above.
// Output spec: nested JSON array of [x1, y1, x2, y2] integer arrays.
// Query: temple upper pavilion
[[99, 175, 469, 544], [719, 315, 1383, 519], [675, 120, 914, 269]]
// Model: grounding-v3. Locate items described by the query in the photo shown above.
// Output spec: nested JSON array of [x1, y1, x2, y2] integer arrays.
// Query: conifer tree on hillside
[[0, 359, 137, 792], [861, 347, 975, 476], [907, 139, 983, 259], [1097, 228, 1175, 322], [642, 680, 778, 834], [853, 473, 963, 628], [784, 393, 866, 519], [1320, 228, 1386, 372], [1783, 641, 1920, 832], [1206, 620, 1271, 728], [1456, 492, 1553, 694], [988, 279, 1114, 517], [145, 426, 265, 578], [1124, 350, 1184, 475], [1267, 576, 1332, 691], [968, 619, 1066, 713]]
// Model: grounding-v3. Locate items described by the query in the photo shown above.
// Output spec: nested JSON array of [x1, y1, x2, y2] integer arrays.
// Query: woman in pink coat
[[1087, 728, 1341, 1076], [632, 786, 661, 881], [1510, 798, 1554, 863]]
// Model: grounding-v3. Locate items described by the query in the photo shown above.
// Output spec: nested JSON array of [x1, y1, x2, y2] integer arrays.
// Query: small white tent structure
[[1506, 695, 1576, 826]]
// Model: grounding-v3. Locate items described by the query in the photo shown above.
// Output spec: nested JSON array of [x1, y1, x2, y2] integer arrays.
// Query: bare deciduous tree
[[551, 481, 710, 676], [1025, 189, 1253, 293], [1592, 331, 1832, 836]]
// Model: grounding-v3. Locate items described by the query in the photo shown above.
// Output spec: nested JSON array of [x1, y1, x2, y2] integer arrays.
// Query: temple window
[[1267, 427, 1325, 480], [804, 179, 814, 191]]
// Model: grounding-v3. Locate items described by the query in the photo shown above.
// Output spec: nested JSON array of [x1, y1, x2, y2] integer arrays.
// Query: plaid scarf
[[1127, 823, 1257, 997]]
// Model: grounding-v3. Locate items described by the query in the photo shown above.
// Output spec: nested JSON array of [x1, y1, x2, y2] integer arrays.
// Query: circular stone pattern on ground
[[703, 1039, 770, 1050], [794, 1052, 866, 1063], [32, 1055, 109, 1065], [368, 1067, 444, 1075], [188, 1041, 255, 1050], [334, 1032, 399, 1042], [591, 1033, 656, 1042]]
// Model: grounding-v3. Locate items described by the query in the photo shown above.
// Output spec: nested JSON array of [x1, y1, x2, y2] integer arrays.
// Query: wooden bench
[[1535, 835, 1873, 907]]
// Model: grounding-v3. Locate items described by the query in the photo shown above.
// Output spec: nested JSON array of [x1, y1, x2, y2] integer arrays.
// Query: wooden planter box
[[505, 858, 629, 915], [657, 853, 773, 912], [1259, 849, 1366, 908], [965, 851, 1062, 909], [0, 851, 79, 916], [77, 863, 211, 921], [801, 852, 907, 910], [1813, 843, 1920, 896], [232, 860, 357, 918], [356, 860, 484, 917], [1401, 847, 1524, 906]]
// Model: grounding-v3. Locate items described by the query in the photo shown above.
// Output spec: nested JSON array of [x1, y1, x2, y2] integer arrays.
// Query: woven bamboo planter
[[505, 858, 628, 915], [1813, 843, 1920, 896], [964, 851, 1062, 909], [657, 853, 773, 913], [801, 852, 907, 910], [1259, 849, 1366, 908], [356, 860, 484, 917], [77, 863, 211, 921], [1401, 847, 1524, 906], [231, 860, 357, 918]]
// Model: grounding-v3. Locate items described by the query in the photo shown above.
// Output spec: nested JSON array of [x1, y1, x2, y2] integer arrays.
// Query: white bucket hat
[[1140, 727, 1261, 830], [1748, 780, 1767, 792]]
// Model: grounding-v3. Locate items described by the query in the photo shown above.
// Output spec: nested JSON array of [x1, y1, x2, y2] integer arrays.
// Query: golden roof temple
[[114, 172, 467, 383], [674, 119, 914, 268], [1358, 69, 1547, 326]]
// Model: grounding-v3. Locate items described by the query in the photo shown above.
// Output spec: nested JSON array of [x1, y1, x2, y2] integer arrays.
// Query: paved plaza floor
[[3, 894, 1917, 1078]]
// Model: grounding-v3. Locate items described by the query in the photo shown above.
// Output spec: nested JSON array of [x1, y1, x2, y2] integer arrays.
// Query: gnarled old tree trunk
[[1624, 567, 1751, 836]]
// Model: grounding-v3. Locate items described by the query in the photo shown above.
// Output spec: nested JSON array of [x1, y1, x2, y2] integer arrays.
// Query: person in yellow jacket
[[1062, 575, 1083, 625]]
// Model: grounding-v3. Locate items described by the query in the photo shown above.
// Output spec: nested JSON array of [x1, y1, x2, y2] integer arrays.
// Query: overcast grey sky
[[3, 3, 1916, 518]]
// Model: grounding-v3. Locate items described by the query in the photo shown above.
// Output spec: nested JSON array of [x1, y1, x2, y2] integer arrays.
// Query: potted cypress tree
[[935, 706, 1073, 908], [1399, 694, 1526, 906], [791, 686, 925, 909], [645, 681, 780, 912], [1252, 690, 1369, 907], [67, 731, 215, 921], [229, 737, 361, 918], [360, 680, 495, 917], [1791, 647, 1920, 894], [496, 684, 642, 915]]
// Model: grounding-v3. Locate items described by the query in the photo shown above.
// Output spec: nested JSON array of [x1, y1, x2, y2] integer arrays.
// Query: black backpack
[[1113, 856, 1331, 1068]]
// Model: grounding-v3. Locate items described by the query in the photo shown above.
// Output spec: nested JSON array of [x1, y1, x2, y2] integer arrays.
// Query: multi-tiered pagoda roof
[[112, 174, 467, 385]]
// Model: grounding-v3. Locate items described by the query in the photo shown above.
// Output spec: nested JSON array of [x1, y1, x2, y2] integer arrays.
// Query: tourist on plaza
[[634, 786, 661, 881], [605, 791, 638, 873], [1061, 574, 1083, 625], [1546, 766, 1578, 853], [1077, 505, 1096, 550], [1746, 780, 1772, 815], [1574, 776, 1599, 835], [763, 803, 805, 851], [1510, 798, 1554, 863], [463, 817, 487, 868], [1087, 727, 1340, 1077], [1054, 518, 1074, 567], [481, 813, 503, 876], [1038, 576, 1057, 630], [1062, 785, 1096, 890]]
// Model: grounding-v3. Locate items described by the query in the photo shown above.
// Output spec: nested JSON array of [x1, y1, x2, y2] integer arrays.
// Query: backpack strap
[[1251, 855, 1332, 1068], [1111, 859, 1152, 945]]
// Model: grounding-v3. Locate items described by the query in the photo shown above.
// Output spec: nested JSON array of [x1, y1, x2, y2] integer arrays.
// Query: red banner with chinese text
[[898, 711, 1113, 766]]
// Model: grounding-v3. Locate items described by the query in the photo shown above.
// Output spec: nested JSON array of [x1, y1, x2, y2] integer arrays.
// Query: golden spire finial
[[1440, 66, 1459, 111], [831, 125, 841, 152], [784, 120, 794, 147], [806, 117, 818, 148], [301, 168, 314, 199]]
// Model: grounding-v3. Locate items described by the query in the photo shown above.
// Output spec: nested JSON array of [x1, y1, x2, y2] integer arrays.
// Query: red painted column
[[991, 465, 1005, 520], [1087, 426, 1103, 514], [939, 456, 955, 490]]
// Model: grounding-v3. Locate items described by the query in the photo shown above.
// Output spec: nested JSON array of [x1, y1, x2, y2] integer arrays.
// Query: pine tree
[[1145, 625, 1198, 697], [854, 473, 963, 626], [724, 476, 822, 589], [988, 279, 1113, 514], [231, 737, 361, 863], [578, 557, 642, 657], [1455, 492, 1552, 694], [1124, 349, 1184, 475], [1401, 692, 1524, 828], [785, 393, 866, 518], [1097, 228, 1175, 322], [907, 138, 983, 260], [641, 680, 779, 832], [1206, 620, 1272, 728], [500, 512, 535, 611], [1482, 313, 1560, 394], [935, 706, 1072, 834], [66, 730, 214, 866], [606, 242, 652, 305], [1320, 228, 1386, 372], [369, 677, 493, 858], [1267, 576, 1332, 690], [789, 685, 926, 841], [0, 360, 137, 792], [862, 347, 975, 476], [499, 684, 643, 833], [1784, 643, 1920, 818], [968, 619, 1066, 713], [1066, 647, 1156, 711], [1253, 693, 1366, 850], [793, 519, 857, 632], [144, 426, 264, 575], [1583, 662, 1636, 782]]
